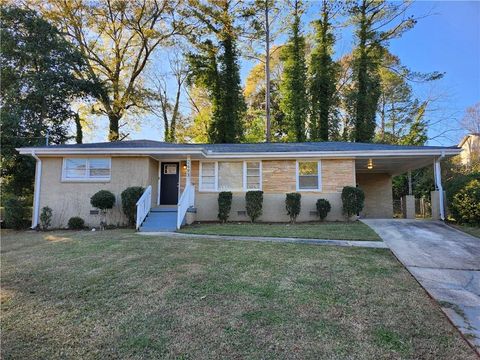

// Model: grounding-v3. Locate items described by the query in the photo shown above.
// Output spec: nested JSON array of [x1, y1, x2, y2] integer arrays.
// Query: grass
[[449, 223, 480, 238], [178, 221, 382, 241], [1, 229, 476, 359]]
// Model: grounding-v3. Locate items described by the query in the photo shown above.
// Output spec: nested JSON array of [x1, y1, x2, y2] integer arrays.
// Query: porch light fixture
[[367, 159, 373, 170], [183, 164, 187, 170]]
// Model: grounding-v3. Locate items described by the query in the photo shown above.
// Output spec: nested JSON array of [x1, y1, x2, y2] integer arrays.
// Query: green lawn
[[179, 221, 382, 241], [1, 230, 475, 359], [449, 224, 480, 238]]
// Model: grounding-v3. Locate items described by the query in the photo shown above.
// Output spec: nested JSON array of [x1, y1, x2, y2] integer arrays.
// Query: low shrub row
[[217, 186, 365, 223], [3, 187, 146, 231]]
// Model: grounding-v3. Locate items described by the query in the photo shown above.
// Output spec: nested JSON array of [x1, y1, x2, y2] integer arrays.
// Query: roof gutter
[[31, 151, 42, 229]]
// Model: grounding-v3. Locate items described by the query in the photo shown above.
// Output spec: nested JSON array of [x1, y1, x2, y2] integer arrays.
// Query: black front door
[[160, 162, 179, 205]]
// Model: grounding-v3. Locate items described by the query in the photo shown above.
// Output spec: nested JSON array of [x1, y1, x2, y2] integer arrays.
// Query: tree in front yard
[[451, 179, 480, 225], [0, 5, 101, 197], [90, 190, 116, 230]]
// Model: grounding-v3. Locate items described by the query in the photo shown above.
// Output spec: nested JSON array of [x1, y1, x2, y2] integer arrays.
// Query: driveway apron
[[362, 219, 480, 352]]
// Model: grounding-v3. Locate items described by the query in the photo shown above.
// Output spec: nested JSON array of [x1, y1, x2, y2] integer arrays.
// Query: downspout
[[31, 151, 42, 229], [434, 151, 445, 221]]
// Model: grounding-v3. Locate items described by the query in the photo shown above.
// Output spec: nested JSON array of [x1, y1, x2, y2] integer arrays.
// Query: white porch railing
[[177, 182, 195, 229], [136, 185, 152, 230]]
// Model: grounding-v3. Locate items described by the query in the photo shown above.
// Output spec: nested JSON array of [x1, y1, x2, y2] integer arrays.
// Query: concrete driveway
[[362, 219, 480, 352]]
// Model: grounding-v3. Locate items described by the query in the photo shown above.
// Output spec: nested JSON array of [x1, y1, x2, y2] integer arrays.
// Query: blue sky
[[87, 1, 480, 146]]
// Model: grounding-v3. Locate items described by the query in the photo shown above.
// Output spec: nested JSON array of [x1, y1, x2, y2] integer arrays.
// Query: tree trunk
[[265, 0, 271, 142], [108, 113, 121, 141], [74, 113, 83, 144]]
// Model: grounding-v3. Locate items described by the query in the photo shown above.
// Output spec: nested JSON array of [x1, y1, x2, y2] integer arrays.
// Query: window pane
[[201, 162, 215, 176], [299, 175, 318, 189], [299, 162, 317, 176], [89, 159, 110, 177], [65, 159, 87, 178], [218, 162, 242, 191], [247, 176, 260, 189]]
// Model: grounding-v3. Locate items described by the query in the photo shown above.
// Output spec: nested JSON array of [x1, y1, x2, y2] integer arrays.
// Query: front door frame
[[157, 160, 182, 205]]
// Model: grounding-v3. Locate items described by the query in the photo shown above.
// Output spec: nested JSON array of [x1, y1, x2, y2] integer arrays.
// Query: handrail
[[136, 185, 152, 230], [177, 182, 195, 229]]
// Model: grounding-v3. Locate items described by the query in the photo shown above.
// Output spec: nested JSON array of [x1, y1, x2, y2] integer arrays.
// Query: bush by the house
[[285, 192, 301, 223], [68, 216, 85, 230], [40, 206, 52, 230], [218, 191, 233, 223], [341, 186, 365, 220], [121, 187, 144, 227], [246, 190, 263, 223], [445, 172, 480, 222], [316, 199, 331, 221], [90, 190, 116, 229], [4, 197, 29, 230], [451, 179, 480, 225]]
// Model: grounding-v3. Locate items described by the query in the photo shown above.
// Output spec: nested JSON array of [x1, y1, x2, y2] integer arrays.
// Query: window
[[297, 161, 321, 191], [63, 158, 111, 181], [244, 161, 261, 190], [199, 161, 262, 191], [218, 162, 243, 191], [200, 162, 216, 190]]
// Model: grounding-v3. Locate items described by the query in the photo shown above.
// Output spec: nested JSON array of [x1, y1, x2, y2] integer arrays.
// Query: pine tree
[[187, 0, 246, 143], [309, 0, 339, 141], [279, 0, 308, 142], [348, 0, 416, 142]]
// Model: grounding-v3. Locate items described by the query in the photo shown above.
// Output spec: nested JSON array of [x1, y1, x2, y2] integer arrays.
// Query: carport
[[354, 149, 457, 219]]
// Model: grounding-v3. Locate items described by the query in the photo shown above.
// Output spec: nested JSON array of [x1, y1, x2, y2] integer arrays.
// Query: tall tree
[[461, 102, 480, 135], [0, 5, 99, 195], [149, 52, 189, 143], [39, 0, 185, 141], [309, 0, 340, 141], [279, 0, 308, 142], [186, 0, 246, 143], [347, 0, 416, 142]]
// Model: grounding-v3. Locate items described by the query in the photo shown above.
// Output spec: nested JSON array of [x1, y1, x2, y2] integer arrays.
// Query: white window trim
[[243, 160, 262, 191], [296, 160, 322, 192], [199, 160, 263, 192], [61, 157, 111, 182]]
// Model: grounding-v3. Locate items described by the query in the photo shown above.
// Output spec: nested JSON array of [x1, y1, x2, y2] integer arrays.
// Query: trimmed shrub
[[90, 190, 116, 210], [451, 179, 480, 225], [285, 192, 301, 223], [316, 199, 331, 221], [4, 198, 28, 230], [218, 191, 233, 223], [121, 187, 144, 227], [40, 206, 52, 230], [68, 216, 85, 230], [341, 186, 365, 220], [246, 190, 263, 223]]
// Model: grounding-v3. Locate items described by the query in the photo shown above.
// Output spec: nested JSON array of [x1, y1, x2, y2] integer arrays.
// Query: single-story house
[[18, 140, 460, 231]]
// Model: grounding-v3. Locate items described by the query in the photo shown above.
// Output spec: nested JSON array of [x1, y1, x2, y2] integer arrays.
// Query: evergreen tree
[[187, 0, 246, 143], [309, 0, 339, 141], [347, 0, 416, 142], [0, 6, 100, 196], [279, 0, 308, 142]]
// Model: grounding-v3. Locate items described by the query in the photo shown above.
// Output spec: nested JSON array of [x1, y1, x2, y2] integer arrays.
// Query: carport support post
[[186, 156, 191, 184], [432, 154, 445, 221], [402, 171, 415, 219]]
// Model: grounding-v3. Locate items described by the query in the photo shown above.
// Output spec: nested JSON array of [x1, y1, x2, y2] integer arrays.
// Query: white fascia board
[[16, 147, 461, 158]]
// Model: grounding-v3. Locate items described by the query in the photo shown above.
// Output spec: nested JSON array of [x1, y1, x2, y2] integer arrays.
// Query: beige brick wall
[[193, 159, 356, 222], [356, 173, 393, 218], [38, 156, 156, 228]]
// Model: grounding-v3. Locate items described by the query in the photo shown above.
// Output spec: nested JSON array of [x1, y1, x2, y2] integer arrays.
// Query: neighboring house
[[18, 140, 460, 231], [458, 133, 480, 168]]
